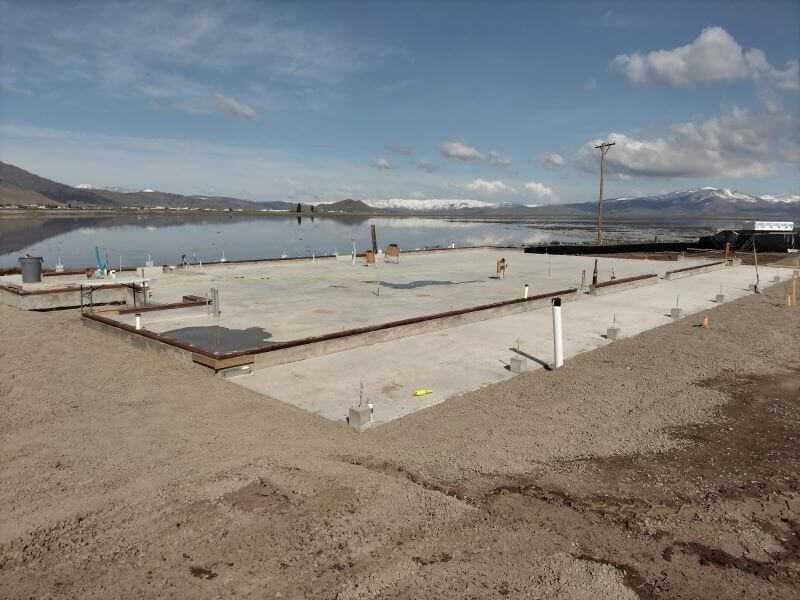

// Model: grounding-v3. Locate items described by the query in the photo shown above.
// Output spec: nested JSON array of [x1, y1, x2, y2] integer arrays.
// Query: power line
[[595, 141, 615, 245]]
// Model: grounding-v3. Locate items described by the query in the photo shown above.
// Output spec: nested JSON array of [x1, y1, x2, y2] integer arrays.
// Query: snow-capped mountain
[[77, 184, 149, 193], [607, 187, 799, 208], [528, 187, 799, 218], [761, 193, 800, 204], [360, 198, 512, 211]]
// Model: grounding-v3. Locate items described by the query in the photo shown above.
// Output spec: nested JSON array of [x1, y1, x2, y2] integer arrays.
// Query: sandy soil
[[0, 283, 798, 599]]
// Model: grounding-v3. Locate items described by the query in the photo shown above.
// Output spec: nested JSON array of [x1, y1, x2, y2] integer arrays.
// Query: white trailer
[[742, 221, 794, 232]]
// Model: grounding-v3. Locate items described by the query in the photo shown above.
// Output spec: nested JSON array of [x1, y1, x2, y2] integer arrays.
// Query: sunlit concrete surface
[[114, 248, 717, 343], [206, 253, 759, 424]]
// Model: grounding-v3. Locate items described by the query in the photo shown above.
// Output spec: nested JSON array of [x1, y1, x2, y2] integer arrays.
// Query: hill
[[524, 188, 800, 219], [2, 161, 797, 219], [315, 199, 380, 213], [0, 162, 291, 210]]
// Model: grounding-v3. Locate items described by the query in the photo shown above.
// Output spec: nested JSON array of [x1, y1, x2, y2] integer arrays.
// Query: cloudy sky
[[1, 0, 798, 204]]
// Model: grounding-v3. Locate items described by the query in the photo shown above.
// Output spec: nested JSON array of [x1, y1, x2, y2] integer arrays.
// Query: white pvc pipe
[[524, 284, 529, 299], [552, 298, 563, 369], [134, 314, 142, 330]]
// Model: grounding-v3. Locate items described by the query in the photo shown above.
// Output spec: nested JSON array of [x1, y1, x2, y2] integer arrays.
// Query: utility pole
[[595, 141, 615, 245]]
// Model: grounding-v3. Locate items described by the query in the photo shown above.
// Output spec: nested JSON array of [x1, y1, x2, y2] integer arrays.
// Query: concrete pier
[[509, 357, 527, 373]]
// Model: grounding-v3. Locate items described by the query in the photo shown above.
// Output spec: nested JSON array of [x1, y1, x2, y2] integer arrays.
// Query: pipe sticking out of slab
[[552, 297, 563, 369]]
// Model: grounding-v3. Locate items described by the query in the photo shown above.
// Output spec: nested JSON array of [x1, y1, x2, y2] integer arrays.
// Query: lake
[[0, 213, 738, 269]]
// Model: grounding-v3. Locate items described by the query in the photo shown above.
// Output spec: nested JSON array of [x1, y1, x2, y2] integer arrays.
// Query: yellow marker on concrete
[[412, 389, 433, 396]]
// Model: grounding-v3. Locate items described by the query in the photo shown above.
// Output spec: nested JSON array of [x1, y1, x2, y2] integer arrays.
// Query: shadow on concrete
[[378, 279, 481, 289], [509, 348, 552, 371]]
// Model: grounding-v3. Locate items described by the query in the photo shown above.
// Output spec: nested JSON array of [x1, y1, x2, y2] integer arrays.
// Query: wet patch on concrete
[[161, 325, 274, 354]]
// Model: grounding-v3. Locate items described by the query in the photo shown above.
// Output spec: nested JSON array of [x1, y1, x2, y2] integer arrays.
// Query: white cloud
[[533, 152, 565, 169], [385, 143, 413, 156], [612, 26, 800, 91], [0, 66, 33, 96], [487, 149, 511, 167], [213, 93, 258, 120], [372, 157, 392, 170], [440, 140, 484, 161], [418, 160, 438, 173], [0, 3, 389, 116], [576, 102, 797, 178], [461, 179, 516, 195], [524, 181, 556, 200]]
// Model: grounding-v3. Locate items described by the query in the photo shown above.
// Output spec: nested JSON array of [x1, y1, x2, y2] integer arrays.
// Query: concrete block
[[606, 327, 620, 341], [726, 258, 742, 266], [670, 307, 683, 319], [748, 283, 757, 292], [715, 294, 725, 303], [509, 357, 527, 373], [348, 406, 372, 433]]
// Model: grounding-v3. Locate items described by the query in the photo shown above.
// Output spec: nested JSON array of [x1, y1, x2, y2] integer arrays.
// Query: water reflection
[[0, 213, 737, 269]]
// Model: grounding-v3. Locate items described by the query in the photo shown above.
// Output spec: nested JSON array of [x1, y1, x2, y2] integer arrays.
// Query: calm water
[[0, 214, 738, 269]]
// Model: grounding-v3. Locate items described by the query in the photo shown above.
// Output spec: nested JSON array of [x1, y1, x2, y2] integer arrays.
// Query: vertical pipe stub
[[551, 297, 564, 369], [524, 284, 529, 299], [134, 314, 142, 331]]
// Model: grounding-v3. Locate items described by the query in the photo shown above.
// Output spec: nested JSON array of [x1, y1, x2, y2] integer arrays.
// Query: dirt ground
[[1, 280, 798, 599]]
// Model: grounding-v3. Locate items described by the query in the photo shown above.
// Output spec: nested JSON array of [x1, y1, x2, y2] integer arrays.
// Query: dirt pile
[[0, 285, 798, 598]]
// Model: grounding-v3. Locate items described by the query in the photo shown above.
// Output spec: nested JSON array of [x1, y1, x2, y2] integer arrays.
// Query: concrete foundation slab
[[233, 260, 757, 424], [71, 247, 760, 425]]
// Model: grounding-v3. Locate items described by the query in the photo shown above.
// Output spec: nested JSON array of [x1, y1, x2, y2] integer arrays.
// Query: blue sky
[[1, 0, 798, 204]]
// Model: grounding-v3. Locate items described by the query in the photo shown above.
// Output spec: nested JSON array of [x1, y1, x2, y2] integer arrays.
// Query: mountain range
[[1, 161, 798, 218]]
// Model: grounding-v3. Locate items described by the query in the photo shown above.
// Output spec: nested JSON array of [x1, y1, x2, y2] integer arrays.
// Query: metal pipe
[[552, 297, 563, 369]]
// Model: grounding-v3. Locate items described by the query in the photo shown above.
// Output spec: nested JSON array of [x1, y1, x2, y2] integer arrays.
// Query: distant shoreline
[[0, 207, 778, 223]]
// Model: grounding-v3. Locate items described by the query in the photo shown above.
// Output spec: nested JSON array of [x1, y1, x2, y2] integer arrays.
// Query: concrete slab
[[109, 249, 712, 346], [232, 261, 757, 424]]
